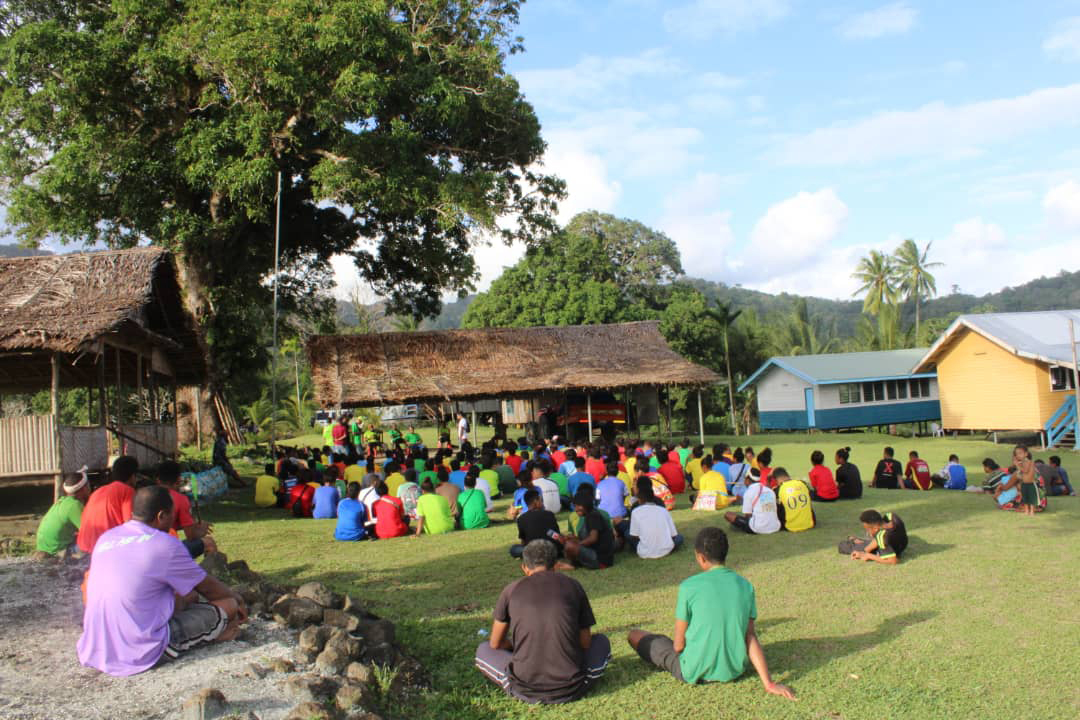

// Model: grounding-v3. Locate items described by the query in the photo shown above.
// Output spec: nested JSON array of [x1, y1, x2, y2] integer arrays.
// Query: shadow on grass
[[903, 536, 954, 562]]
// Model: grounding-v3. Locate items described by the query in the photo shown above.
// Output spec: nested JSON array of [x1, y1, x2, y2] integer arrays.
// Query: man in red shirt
[[504, 444, 523, 475], [584, 449, 606, 483], [157, 461, 212, 548], [658, 450, 686, 494], [331, 418, 349, 455], [903, 451, 932, 491], [77, 456, 138, 554]]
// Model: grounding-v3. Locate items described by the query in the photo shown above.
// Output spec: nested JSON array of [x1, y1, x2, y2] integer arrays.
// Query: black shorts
[[635, 633, 686, 683], [1020, 483, 1039, 505], [730, 514, 755, 534]]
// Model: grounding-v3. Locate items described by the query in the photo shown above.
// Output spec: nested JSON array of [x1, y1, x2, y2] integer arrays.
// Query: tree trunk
[[914, 295, 921, 344], [724, 327, 737, 435], [172, 249, 224, 436]]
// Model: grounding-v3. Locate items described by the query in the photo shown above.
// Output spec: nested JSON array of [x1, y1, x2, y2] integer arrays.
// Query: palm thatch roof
[[0, 247, 205, 390], [308, 321, 721, 408]]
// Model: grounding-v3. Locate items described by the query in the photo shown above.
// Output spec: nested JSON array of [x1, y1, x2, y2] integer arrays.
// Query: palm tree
[[852, 250, 898, 316], [392, 314, 420, 332], [893, 239, 943, 341], [706, 299, 742, 435]]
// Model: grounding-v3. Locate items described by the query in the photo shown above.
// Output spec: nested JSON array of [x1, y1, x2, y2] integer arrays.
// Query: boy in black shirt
[[839, 509, 907, 564], [561, 489, 616, 569], [872, 447, 902, 489], [510, 490, 561, 559]]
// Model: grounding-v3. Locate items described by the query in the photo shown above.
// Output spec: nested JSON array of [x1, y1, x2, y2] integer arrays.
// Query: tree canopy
[[0, 0, 561, 385]]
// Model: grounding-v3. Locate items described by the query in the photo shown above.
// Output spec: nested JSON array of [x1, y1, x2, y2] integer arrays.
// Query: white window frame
[[1050, 366, 1077, 392]]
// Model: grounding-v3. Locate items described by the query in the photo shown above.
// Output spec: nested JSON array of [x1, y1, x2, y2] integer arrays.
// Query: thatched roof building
[[0, 247, 205, 392], [308, 321, 721, 408]]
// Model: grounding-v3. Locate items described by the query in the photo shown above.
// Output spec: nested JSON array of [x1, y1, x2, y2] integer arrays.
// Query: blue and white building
[[739, 349, 941, 431]]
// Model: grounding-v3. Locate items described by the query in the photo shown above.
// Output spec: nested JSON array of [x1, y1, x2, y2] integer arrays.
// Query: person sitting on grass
[[685, 445, 706, 490], [36, 469, 92, 557], [902, 450, 932, 490], [531, 460, 563, 515], [254, 463, 280, 508], [659, 449, 687, 495], [932, 454, 968, 490], [312, 471, 340, 520], [724, 470, 781, 536], [510, 490, 561, 559], [775, 469, 815, 532], [834, 448, 863, 499], [807, 450, 839, 502], [596, 460, 629, 530], [871, 447, 902, 489], [726, 448, 752, 498], [981, 458, 1009, 494], [396, 469, 421, 521], [157, 461, 214, 556], [559, 489, 616, 570], [627, 478, 683, 559], [414, 480, 455, 535], [435, 466, 461, 523], [373, 481, 410, 539], [695, 455, 735, 509], [1049, 455, 1075, 496], [335, 482, 369, 541], [77, 455, 138, 555], [567, 456, 597, 498], [839, 509, 908, 564], [77, 486, 246, 677], [1038, 456, 1075, 496], [508, 470, 534, 520], [460, 469, 491, 530], [626, 527, 794, 699], [476, 539, 611, 704]]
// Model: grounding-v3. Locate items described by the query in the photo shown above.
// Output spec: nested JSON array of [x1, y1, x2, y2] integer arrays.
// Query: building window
[[910, 378, 931, 398], [839, 383, 861, 404], [1051, 366, 1077, 392], [862, 381, 885, 402], [897, 381, 907, 399], [887, 380, 898, 400]]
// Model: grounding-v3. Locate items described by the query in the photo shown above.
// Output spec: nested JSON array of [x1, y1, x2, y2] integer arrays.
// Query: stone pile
[[186, 554, 426, 720]]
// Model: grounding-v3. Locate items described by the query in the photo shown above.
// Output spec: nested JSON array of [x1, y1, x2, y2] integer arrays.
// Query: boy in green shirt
[[36, 471, 92, 555], [414, 480, 455, 535], [626, 527, 794, 699], [459, 470, 490, 530]]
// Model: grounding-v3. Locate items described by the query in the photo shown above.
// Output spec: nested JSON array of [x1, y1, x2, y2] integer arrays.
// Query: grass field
[[205, 433, 1080, 720]]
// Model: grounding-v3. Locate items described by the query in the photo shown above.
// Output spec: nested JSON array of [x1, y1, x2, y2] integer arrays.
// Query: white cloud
[[1043, 180, 1080, 230], [516, 49, 679, 113], [838, 2, 918, 40], [771, 83, 1080, 166], [1044, 17, 1080, 62], [659, 173, 741, 277], [541, 144, 622, 223], [663, 0, 789, 40], [748, 189, 850, 276]]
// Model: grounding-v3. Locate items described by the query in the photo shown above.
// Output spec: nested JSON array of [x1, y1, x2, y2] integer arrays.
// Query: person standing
[[457, 411, 470, 446], [626, 527, 794, 699], [331, 417, 349, 457], [475, 540, 611, 704]]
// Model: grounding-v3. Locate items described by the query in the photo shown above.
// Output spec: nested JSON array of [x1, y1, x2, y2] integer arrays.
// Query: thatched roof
[[0, 247, 205, 388], [308, 321, 722, 408]]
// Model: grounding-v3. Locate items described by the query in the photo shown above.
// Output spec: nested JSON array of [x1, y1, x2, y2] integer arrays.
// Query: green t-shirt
[[676, 447, 692, 467], [418, 470, 438, 487], [322, 424, 335, 446], [459, 488, 490, 530], [649, 455, 661, 470], [676, 566, 757, 684], [36, 496, 84, 554], [405, 432, 422, 444], [479, 469, 500, 497], [416, 492, 455, 534], [413, 458, 426, 473], [549, 471, 569, 497]]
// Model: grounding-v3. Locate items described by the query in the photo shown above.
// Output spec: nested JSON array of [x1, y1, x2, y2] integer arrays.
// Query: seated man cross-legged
[[475, 539, 611, 704], [77, 486, 247, 676], [626, 527, 794, 699], [838, 509, 908, 564]]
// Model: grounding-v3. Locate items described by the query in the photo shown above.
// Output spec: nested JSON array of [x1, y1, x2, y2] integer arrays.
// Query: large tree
[[462, 211, 683, 328], [852, 249, 898, 316], [0, 0, 561, 386], [893, 238, 943, 341]]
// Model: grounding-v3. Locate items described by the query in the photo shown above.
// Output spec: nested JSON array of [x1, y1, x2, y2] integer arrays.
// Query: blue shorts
[[996, 487, 1018, 507]]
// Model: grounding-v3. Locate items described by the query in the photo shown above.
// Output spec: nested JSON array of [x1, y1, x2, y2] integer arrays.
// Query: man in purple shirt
[[77, 486, 246, 676]]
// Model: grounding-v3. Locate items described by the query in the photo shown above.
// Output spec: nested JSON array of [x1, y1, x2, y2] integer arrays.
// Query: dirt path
[[0, 558, 303, 720]]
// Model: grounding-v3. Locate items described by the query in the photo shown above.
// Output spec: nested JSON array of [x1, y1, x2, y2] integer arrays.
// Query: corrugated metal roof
[[914, 309, 1080, 371], [740, 349, 932, 390]]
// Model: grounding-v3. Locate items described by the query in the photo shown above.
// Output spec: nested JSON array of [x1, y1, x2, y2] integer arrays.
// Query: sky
[[395, 0, 1080, 303]]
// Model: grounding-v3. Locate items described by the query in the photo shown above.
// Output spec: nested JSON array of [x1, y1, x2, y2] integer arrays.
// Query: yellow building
[[913, 310, 1080, 448]]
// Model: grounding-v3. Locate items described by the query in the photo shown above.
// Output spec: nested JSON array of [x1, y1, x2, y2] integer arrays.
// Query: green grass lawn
[[206, 433, 1080, 720]]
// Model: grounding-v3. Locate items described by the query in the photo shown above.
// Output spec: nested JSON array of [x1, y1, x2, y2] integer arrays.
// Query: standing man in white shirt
[[724, 475, 780, 535], [531, 460, 562, 515], [456, 411, 470, 446], [627, 478, 683, 559]]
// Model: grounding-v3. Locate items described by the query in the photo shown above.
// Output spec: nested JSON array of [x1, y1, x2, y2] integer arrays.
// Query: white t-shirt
[[457, 416, 469, 442], [357, 486, 380, 528], [742, 483, 780, 534], [628, 503, 678, 559], [474, 476, 495, 511], [532, 477, 561, 514]]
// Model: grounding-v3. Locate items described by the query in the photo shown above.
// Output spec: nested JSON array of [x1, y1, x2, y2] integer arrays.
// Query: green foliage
[[0, 0, 561, 388], [851, 249, 899, 316], [893, 239, 944, 339]]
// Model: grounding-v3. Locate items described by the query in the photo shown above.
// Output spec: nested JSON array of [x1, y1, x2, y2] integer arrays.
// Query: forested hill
[[0, 243, 51, 258], [404, 268, 1080, 334]]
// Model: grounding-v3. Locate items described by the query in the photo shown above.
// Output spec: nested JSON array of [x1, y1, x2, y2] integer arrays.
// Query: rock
[[336, 681, 374, 712], [180, 688, 228, 720], [268, 658, 296, 674], [281, 674, 339, 703], [327, 628, 363, 659], [30, 550, 56, 563], [249, 601, 266, 618], [271, 593, 297, 618], [297, 581, 339, 608], [299, 625, 331, 654], [242, 663, 268, 679], [363, 643, 397, 668], [226, 559, 250, 574], [357, 619, 395, 646], [286, 598, 324, 628], [284, 701, 341, 720], [342, 594, 373, 619], [345, 662, 374, 686], [322, 608, 361, 632], [234, 584, 262, 606], [199, 553, 229, 578], [315, 644, 351, 676], [227, 561, 261, 583]]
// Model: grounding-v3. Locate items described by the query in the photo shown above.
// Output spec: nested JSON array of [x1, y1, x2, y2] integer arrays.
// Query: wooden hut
[[0, 248, 205, 495], [307, 321, 721, 441]]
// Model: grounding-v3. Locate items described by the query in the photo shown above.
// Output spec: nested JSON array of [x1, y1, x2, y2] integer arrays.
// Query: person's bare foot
[[555, 561, 575, 571]]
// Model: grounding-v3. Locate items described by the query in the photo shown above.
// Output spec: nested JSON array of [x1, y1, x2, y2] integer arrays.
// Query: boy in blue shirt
[[312, 474, 340, 519], [567, 456, 596, 497]]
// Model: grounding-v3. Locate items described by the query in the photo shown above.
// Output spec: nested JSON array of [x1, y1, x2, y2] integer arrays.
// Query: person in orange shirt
[[77, 456, 138, 554], [157, 460, 214, 557]]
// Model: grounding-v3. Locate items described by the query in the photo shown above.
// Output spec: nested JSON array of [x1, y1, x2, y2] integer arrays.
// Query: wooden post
[[625, 391, 632, 436], [471, 408, 477, 446], [1070, 319, 1079, 441], [97, 349, 106, 427], [586, 393, 593, 439], [697, 390, 705, 445], [136, 353, 143, 423], [195, 386, 203, 451], [51, 353, 62, 501], [115, 347, 123, 454]]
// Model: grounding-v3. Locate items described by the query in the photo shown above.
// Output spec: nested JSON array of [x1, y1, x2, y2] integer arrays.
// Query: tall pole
[[697, 390, 705, 445], [1070, 319, 1079, 441], [586, 392, 593, 440], [51, 353, 63, 501], [271, 171, 282, 445], [724, 327, 737, 435]]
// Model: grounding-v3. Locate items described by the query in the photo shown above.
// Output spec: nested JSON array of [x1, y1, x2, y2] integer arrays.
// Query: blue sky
[[454, 0, 1080, 300]]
